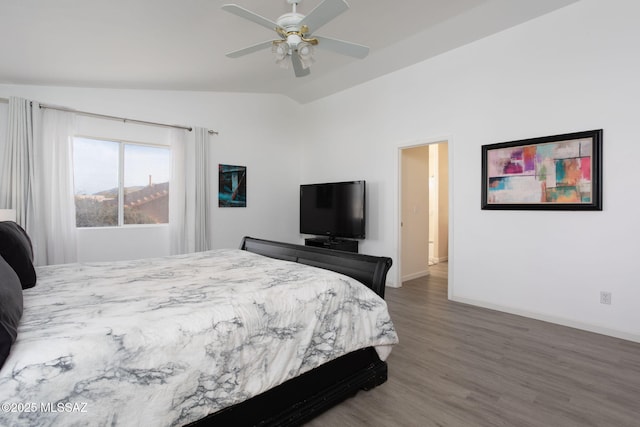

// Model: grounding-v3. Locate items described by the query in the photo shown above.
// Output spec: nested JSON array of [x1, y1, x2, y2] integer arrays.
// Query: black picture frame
[[481, 129, 602, 211], [218, 164, 247, 207]]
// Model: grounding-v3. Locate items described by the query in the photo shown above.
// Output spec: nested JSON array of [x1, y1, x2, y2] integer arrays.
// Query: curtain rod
[[0, 96, 219, 135]]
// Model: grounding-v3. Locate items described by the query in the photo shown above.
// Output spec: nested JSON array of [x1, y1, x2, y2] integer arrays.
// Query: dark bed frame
[[187, 237, 393, 427]]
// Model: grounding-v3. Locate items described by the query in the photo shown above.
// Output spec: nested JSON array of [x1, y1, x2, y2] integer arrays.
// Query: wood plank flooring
[[306, 263, 640, 427]]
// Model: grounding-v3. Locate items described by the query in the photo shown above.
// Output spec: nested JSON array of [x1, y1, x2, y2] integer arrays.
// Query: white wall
[[400, 145, 430, 281], [435, 143, 449, 263], [301, 0, 640, 342], [0, 85, 303, 260]]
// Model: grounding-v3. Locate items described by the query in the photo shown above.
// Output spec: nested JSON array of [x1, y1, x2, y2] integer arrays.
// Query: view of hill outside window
[[73, 137, 171, 227]]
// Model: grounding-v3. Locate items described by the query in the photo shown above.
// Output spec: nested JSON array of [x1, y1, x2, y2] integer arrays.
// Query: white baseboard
[[450, 296, 640, 344], [401, 270, 430, 283], [429, 256, 448, 265]]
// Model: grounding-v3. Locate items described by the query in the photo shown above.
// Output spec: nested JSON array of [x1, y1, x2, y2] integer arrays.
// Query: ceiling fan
[[221, 0, 369, 77]]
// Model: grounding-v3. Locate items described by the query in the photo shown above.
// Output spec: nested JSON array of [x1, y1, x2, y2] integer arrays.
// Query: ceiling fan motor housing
[[277, 12, 306, 53], [277, 13, 304, 33]]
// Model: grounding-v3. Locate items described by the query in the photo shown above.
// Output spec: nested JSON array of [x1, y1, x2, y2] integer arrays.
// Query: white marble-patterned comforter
[[0, 249, 398, 426]]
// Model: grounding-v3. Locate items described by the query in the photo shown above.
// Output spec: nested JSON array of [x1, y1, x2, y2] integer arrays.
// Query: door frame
[[394, 135, 453, 299]]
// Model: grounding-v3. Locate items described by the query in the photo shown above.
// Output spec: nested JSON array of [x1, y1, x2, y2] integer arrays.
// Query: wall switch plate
[[600, 291, 612, 305]]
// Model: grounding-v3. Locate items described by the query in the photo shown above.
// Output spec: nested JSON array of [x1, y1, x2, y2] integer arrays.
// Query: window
[[73, 137, 171, 227]]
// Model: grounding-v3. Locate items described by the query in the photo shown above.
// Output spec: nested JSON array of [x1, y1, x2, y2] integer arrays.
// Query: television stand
[[304, 237, 358, 253]]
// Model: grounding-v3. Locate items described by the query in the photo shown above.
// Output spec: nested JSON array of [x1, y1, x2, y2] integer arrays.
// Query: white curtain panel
[[0, 97, 37, 228], [169, 127, 212, 254], [169, 128, 190, 255], [35, 108, 78, 265], [194, 127, 211, 252], [0, 97, 78, 265]]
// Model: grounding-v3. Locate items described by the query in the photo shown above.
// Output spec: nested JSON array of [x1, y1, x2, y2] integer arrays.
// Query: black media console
[[304, 237, 358, 253]]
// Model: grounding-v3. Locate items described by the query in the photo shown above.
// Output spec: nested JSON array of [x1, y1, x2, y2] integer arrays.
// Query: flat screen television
[[300, 180, 366, 239]]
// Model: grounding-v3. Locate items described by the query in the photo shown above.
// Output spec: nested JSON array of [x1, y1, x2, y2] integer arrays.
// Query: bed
[[0, 234, 397, 426]]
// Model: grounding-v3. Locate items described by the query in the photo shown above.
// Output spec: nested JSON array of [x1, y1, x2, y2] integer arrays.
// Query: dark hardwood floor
[[306, 262, 640, 427]]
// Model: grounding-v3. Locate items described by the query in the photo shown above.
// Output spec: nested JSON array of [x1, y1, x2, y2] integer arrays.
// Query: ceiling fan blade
[[299, 0, 349, 33], [291, 54, 311, 78], [221, 4, 280, 32], [314, 35, 369, 59], [226, 40, 274, 58]]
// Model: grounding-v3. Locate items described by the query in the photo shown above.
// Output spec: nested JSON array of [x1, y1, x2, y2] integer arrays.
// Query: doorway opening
[[397, 140, 449, 286]]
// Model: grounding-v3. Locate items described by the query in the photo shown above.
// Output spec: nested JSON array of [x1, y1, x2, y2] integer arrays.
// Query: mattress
[[0, 249, 397, 426]]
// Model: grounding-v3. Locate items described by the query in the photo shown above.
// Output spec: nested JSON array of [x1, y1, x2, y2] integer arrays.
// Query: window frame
[[73, 135, 171, 228]]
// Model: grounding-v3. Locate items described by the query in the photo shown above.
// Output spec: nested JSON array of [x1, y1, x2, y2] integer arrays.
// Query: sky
[[73, 137, 170, 195]]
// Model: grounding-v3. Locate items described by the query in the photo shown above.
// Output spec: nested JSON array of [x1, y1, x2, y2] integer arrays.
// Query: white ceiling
[[0, 0, 578, 104]]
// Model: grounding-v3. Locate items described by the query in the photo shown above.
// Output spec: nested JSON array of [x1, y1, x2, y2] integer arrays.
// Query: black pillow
[[0, 221, 36, 289], [0, 255, 24, 369]]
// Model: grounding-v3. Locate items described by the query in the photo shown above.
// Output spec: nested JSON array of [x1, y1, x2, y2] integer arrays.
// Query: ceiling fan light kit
[[222, 0, 369, 77]]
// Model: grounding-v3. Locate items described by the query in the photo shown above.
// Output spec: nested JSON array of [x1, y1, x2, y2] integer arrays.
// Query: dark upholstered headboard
[[240, 236, 392, 298]]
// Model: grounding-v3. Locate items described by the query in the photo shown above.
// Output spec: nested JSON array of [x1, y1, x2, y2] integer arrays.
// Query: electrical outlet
[[600, 291, 612, 305]]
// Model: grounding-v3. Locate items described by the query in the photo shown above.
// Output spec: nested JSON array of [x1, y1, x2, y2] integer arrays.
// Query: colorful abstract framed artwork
[[481, 129, 602, 210]]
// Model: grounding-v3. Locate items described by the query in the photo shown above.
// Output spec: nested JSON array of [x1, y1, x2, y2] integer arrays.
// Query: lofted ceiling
[[0, 0, 578, 104]]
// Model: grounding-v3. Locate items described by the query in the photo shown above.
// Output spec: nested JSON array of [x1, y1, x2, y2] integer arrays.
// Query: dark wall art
[[219, 164, 247, 207]]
